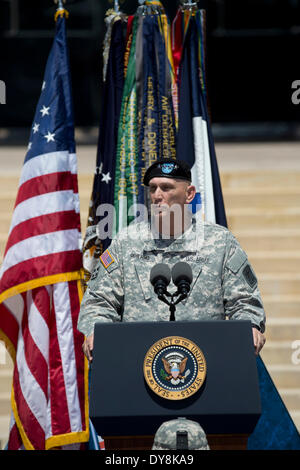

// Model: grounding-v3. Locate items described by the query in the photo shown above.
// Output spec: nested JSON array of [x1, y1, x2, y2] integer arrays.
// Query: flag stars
[[27, 142, 32, 150], [96, 163, 103, 175], [32, 123, 40, 134], [40, 105, 50, 117], [41, 81, 46, 91], [101, 172, 111, 184], [44, 131, 55, 143]]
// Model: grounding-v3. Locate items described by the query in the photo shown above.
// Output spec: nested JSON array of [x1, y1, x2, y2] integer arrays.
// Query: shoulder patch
[[227, 249, 247, 274], [100, 249, 115, 269], [243, 264, 257, 289]]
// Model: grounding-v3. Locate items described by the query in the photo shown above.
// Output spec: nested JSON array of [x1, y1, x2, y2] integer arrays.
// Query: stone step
[[290, 411, 300, 433], [227, 209, 300, 231], [0, 214, 13, 237], [260, 341, 297, 365], [0, 392, 10, 416], [0, 176, 20, 192], [223, 187, 300, 209], [247, 251, 300, 273], [0, 241, 7, 261], [78, 176, 94, 190], [267, 364, 300, 388], [0, 415, 10, 450], [0, 342, 13, 371], [0, 195, 15, 213], [0, 371, 13, 392], [265, 319, 300, 341], [258, 274, 300, 296], [263, 295, 300, 318], [278, 389, 300, 410], [220, 171, 300, 189], [234, 229, 300, 252]]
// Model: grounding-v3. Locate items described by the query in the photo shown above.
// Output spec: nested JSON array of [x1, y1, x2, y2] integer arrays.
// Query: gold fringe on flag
[[54, 8, 69, 22]]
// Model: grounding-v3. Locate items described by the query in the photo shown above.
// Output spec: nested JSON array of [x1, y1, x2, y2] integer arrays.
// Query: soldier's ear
[[186, 184, 196, 204]]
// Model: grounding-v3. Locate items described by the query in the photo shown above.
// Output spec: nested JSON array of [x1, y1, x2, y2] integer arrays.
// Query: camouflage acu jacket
[[77, 217, 266, 337]]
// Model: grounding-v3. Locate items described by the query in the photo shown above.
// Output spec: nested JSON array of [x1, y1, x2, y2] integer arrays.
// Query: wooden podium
[[90, 320, 261, 450]]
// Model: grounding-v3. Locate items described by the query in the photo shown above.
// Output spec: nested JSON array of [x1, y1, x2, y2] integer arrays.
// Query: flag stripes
[[0, 13, 88, 450], [15, 172, 76, 207], [4, 281, 87, 449], [5, 212, 79, 255], [8, 416, 24, 450], [8, 191, 78, 236], [20, 152, 78, 185], [0, 252, 83, 304]]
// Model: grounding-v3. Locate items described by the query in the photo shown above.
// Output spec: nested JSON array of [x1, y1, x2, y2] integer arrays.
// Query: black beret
[[143, 159, 192, 186]]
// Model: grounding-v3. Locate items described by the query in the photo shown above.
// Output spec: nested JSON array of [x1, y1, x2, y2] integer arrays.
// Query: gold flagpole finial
[[54, 0, 69, 21], [180, 0, 198, 12], [137, 0, 164, 16]]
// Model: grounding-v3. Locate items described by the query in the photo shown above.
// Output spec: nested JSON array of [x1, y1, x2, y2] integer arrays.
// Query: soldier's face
[[148, 177, 195, 209], [149, 177, 196, 236]]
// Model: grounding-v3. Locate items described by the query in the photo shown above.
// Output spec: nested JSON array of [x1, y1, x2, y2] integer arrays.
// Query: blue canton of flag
[[26, 42, 76, 161]]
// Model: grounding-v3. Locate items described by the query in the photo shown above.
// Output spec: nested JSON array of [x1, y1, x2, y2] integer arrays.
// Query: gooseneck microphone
[[150, 262, 193, 321], [172, 262, 193, 298], [150, 263, 171, 297]]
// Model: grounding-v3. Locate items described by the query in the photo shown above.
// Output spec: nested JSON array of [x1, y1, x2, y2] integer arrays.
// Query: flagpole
[[114, 0, 120, 13], [54, 0, 69, 21], [138, 0, 163, 15], [54, 0, 66, 10]]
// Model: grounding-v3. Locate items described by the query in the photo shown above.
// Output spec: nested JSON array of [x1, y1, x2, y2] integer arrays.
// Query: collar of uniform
[[141, 215, 200, 254]]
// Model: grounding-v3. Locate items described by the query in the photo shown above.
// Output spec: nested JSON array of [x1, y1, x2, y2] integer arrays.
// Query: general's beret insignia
[[161, 162, 176, 174]]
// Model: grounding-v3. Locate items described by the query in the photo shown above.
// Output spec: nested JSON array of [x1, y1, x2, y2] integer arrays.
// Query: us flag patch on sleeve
[[100, 249, 115, 269]]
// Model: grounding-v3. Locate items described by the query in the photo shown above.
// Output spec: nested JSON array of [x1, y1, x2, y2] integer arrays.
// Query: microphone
[[150, 263, 171, 297], [171, 262, 193, 297]]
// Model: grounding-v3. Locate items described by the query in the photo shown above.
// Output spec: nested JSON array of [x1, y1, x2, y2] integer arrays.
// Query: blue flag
[[176, 13, 226, 223], [82, 17, 126, 283]]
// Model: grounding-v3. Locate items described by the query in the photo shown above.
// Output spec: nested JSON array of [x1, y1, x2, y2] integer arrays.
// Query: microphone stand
[[151, 263, 192, 321], [157, 291, 188, 322]]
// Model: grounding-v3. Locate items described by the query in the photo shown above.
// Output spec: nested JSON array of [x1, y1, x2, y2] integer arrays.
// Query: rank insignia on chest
[[100, 249, 115, 269]]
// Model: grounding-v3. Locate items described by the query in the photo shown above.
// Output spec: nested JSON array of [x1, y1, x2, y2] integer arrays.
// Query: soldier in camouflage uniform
[[152, 417, 209, 450], [78, 159, 266, 361]]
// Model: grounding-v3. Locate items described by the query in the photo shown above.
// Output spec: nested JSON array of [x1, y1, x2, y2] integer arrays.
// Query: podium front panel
[[90, 320, 261, 436]]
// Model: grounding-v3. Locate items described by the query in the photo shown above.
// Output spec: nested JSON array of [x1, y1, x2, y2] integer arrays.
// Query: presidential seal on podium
[[143, 336, 206, 401]]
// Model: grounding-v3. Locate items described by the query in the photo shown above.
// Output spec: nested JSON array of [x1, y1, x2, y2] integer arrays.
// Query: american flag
[[0, 13, 89, 450]]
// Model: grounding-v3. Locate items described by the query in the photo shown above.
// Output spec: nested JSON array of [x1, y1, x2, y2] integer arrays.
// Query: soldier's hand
[[252, 327, 266, 355], [83, 334, 94, 362]]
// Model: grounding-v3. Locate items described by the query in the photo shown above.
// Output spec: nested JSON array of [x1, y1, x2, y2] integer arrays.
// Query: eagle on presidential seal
[[161, 352, 190, 386]]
